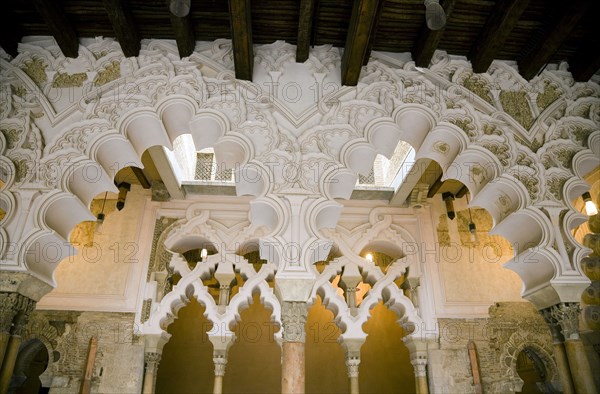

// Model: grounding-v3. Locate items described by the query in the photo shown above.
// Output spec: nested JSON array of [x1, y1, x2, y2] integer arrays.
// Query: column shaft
[[0, 334, 22, 394], [415, 375, 428, 394], [142, 353, 161, 394], [565, 340, 598, 394], [282, 341, 305, 394], [213, 375, 223, 394], [349, 376, 359, 394], [552, 342, 575, 394], [0, 333, 9, 368]]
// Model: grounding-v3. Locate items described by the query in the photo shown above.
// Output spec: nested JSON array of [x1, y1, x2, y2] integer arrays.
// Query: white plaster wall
[[428, 195, 523, 314], [38, 185, 152, 312]]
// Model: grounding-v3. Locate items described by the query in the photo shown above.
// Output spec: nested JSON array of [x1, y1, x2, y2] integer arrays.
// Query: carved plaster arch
[[496, 331, 559, 393], [1, 38, 598, 311], [142, 202, 281, 341]]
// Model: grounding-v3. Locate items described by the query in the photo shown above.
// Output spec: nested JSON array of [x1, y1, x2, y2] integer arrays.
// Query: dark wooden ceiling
[[2, 0, 599, 84]]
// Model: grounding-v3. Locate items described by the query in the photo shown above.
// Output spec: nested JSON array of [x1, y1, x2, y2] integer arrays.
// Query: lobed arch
[[309, 221, 425, 343], [142, 203, 282, 341], [1, 41, 598, 312]]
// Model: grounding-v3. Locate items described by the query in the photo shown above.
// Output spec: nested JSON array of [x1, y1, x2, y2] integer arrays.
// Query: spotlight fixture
[[365, 253, 373, 263], [116, 182, 130, 211], [424, 0, 446, 31], [200, 248, 208, 261], [169, 0, 191, 17], [95, 192, 108, 233], [582, 192, 598, 216], [442, 192, 455, 220]]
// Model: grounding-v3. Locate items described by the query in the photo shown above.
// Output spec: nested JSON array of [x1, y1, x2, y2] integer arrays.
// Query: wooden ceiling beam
[[31, 0, 79, 58], [228, 0, 253, 81], [519, 0, 592, 80], [570, 50, 600, 82], [456, 185, 469, 198], [341, 0, 383, 86], [362, 0, 385, 66], [0, 9, 22, 58], [170, 13, 195, 58], [131, 167, 152, 189], [427, 173, 444, 198], [412, 0, 455, 68], [469, 0, 530, 73], [296, 0, 317, 63], [102, 0, 140, 58]]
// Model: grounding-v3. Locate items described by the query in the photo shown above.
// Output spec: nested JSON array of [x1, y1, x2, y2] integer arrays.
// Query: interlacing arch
[[0, 38, 599, 310], [141, 203, 281, 340], [311, 208, 425, 341]]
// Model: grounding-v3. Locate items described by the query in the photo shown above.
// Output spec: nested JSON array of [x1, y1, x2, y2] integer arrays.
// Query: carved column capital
[[549, 303, 581, 341], [540, 307, 565, 344], [0, 293, 36, 336], [144, 352, 162, 372], [0, 293, 20, 333], [345, 356, 360, 378], [281, 301, 308, 343], [410, 354, 428, 378], [213, 355, 228, 377]]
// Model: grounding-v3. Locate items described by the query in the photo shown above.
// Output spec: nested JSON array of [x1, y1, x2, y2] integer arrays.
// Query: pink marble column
[[281, 302, 308, 394]]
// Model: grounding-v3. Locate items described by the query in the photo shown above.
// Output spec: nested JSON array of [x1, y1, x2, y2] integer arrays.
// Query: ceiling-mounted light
[[365, 253, 373, 263], [466, 193, 478, 244], [116, 182, 130, 211], [170, 0, 191, 17], [468, 222, 478, 243], [424, 0, 446, 31], [200, 248, 208, 261], [95, 192, 108, 233], [582, 192, 598, 216], [442, 192, 455, 220]]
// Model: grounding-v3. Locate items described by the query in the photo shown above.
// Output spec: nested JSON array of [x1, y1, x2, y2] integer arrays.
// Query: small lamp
[[169, 0, 191, 17], [467, 193, 478, 244], [583, 192, 598, 216], [200, 248, 208, 262], [424, 0, 447, 30], [95, 192, 108, 233], [116, 182, 130, 211], [443, 192, 455, 220], [365, 253, 373, 263]]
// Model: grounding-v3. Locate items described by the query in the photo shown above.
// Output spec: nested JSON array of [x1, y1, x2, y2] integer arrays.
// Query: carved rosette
[[549, 303, 581, 341], [345, 356, 360, 378], [281, 302, 308, 343]]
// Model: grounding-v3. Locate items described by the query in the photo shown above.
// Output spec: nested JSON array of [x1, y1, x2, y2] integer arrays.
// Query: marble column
[[0, 295, 34, 394], [208, 333, 234, 394], [281, 302, 308, 394], [405, 338, 429, 394], [550, 303, 598, 394], [342, 337, 365, 394], [142, 352, 161, 394], [346, 356, 360, 394], [213, 356, 226, 394], [0, 294, 20, 367], [541, 308, 575, 394], [142, 333, 170, 394]]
